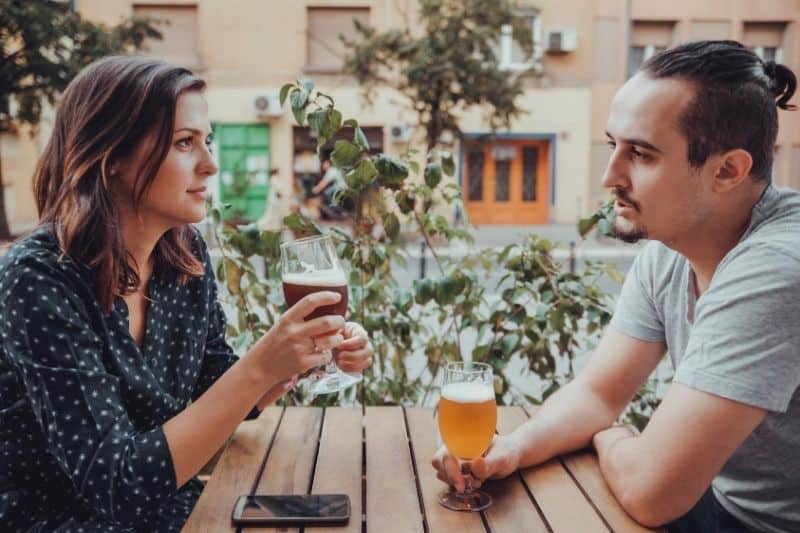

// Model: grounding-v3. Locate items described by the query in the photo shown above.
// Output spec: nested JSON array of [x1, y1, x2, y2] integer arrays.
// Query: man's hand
[[431, 434, 522, 492], [334, 322, 373, 373]]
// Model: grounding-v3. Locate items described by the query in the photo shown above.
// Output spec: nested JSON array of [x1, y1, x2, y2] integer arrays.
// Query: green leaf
[[224, 258, 242, 295], [441, 151, 456, 176], [343, 118, 359, 128], [408, 160, 420, 174], [289, 88, 308, 124], [210, 207, 221, 225], [307, 108, 328, 144], [279, 83, 294, 107], [424, 164, 443, 188], [396, 191, 416, 214], [331, 140, 362, 168], [345, 159, 378, 188], [501, 333, 520, 356], [354, 126, 370, 151], [282, 213, 321, 235], [604, 265, 625, 284], [317, 91, 335, 105], [328, 109, 343, 137], [300, 78, 315, 94], [375, 155, 409, 187], [383, 212, 400, 240], [578, 213, 601, 238]]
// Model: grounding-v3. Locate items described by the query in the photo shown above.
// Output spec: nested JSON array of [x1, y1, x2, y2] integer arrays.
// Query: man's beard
[[610, 188, 647, 243], [611, 216, 647, 243]]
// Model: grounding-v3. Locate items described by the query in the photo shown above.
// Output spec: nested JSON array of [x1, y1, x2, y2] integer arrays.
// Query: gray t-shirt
[[611, 184, 800, 533]]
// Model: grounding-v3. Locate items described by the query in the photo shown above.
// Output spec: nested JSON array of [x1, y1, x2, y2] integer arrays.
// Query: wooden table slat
[[306, 407, 364, 533], [483, 407, 550, 533], [249, 407, 324, 533], [513, 407, 611, 532], [181, 406, 284, 533], [562, 452, 662, 533], [521, 406, 660, 533], [365, 406, 425, 533], [405, 407, 486, 533], [186, 406, 657, 533]]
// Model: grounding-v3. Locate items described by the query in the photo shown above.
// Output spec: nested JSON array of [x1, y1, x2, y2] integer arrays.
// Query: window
[[497, 10, 542, 71], [466, 150, 485, 202], [133, 4, 200, 68], [743, 22, 786, 63], [306, 7, 370, 72], [628, 21, 675, 77]]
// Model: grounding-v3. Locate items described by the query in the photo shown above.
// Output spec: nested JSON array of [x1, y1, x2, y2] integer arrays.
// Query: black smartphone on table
[[231, 494, 350, 527]]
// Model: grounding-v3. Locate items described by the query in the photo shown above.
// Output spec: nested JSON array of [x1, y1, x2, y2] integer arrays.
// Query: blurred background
[[4, 0, 799, 241]]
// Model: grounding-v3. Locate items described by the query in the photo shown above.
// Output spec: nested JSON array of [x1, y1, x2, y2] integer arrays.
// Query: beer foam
[[441, 382, 494, 403], [283, 269, 346, 287]]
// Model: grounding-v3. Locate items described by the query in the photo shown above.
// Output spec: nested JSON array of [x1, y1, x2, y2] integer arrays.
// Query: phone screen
[[238, 494, 349, 521]]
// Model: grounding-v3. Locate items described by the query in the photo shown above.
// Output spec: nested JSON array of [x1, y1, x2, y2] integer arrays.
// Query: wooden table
[[183, 406, 659, 533]]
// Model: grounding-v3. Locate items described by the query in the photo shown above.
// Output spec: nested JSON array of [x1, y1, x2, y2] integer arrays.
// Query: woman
[[0, 56, 373, 532]]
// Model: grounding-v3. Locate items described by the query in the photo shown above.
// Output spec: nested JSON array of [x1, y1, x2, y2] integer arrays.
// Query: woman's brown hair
[[33, 55, 206, 313]]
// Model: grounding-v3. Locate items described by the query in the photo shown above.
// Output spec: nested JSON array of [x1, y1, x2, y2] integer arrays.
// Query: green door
[[215, 124, 270, 222]]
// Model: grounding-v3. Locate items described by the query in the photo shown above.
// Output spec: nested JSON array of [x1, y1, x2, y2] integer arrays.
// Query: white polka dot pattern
[[0, 225, 254, 531]]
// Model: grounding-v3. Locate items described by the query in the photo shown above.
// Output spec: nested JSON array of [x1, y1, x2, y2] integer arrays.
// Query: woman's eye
[[205, 138, 214, 152], [176, 137, 193, 148], [606, 141, 616, 149]]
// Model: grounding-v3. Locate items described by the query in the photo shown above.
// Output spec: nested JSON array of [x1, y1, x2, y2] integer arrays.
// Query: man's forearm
[[511, 378, 623, 469]]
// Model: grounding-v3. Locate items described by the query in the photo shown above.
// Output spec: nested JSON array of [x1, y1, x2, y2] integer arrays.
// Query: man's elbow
[[618, 484, 693, 528]]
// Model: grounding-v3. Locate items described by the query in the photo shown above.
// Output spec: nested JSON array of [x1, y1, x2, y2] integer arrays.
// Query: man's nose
[[601, 150, 630, 191]]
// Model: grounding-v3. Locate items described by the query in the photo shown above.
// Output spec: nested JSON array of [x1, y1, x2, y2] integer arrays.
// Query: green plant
[[207, 81, 665, 429]]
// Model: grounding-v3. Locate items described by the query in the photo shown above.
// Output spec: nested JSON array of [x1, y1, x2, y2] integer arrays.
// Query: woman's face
[[115, 90, 218, 231]]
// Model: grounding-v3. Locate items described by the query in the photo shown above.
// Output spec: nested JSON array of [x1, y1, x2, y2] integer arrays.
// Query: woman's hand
[[247, 291, 345, 388], [334, 322, 373, 373]]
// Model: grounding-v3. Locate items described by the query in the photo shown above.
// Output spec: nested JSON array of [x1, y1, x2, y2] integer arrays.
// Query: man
[[433, 41, 799, 532]]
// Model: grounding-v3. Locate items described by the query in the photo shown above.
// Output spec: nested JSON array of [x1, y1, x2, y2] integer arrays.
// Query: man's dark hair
[[642, 40, 796, 181]]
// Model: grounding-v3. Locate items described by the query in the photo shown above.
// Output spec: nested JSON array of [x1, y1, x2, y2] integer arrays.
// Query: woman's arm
[[164, 291, 345, 487]]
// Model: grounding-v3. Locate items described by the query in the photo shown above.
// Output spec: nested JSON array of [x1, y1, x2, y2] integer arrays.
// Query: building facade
[[2, 0, 799, 231]]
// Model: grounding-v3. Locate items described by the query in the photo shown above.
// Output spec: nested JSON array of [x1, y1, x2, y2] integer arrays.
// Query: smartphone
[[231, 494, 350, 527]]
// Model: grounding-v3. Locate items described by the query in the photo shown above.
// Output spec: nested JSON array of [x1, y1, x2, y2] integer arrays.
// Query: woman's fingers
[[301, 315, 346, 338], [284, 291, 342, 321]]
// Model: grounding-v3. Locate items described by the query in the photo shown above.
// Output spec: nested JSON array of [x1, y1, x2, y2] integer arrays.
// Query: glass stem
[[460, 462, 474, 497], [323, 349, 337, 375]]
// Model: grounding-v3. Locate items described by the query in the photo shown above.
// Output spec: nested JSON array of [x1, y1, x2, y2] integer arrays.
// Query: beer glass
[[437, 361, 497, 511], [280, 234, 361, 394]]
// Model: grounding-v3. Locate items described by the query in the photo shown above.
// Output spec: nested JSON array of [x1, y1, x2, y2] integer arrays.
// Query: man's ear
[[712, 149, 753, 193]]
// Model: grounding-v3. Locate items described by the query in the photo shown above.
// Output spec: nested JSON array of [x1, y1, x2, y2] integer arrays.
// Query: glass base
[[308, 369, 363, 395], [438, 488, 492, 512]]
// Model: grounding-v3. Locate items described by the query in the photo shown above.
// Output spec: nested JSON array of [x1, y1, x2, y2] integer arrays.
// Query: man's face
[[602, 73, 716, 247]]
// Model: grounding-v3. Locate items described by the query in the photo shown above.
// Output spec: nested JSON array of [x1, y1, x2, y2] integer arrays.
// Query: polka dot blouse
[[0, 225, 258, 532]]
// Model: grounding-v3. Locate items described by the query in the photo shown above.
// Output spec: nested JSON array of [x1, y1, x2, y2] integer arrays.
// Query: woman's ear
[[712, 149, 753, 193]]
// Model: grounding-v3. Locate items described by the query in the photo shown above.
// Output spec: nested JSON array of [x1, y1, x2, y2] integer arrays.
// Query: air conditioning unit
[[388, 122, 412, 144], [253, 92, 283, 118], [545, 29, 578, 53]]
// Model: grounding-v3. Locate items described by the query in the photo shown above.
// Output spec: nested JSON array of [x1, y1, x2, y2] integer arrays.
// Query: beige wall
[[4, 0, 800, 231]]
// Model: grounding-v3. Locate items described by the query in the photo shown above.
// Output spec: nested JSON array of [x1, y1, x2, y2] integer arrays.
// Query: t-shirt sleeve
[[190, 233, 261, 420], [0, 259, 177, 528], [609, 243, 666, 343], [674, 243, 800, 413]]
